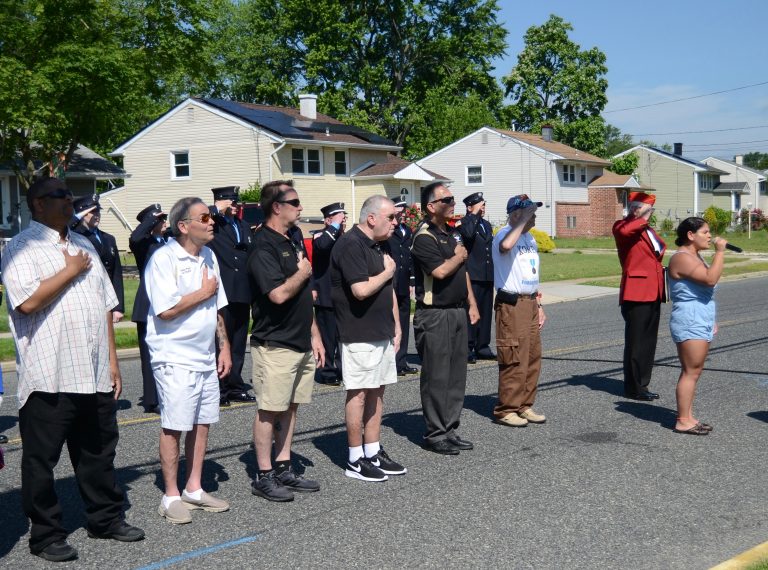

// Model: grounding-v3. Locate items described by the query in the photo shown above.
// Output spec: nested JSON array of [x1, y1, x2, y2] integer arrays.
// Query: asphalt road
[[1, 277, 767, 569]]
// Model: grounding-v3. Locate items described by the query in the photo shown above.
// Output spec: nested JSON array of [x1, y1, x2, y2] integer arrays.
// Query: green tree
[[604, 124, 635, 157], [502, 14, 608, 156], [208, 0, 507, 155], [609, 152, 638, 175], [0, 0, 218, 189], [742, 152, 768, 170]]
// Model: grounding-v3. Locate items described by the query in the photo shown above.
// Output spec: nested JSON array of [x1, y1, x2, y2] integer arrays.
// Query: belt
[[495, 290, 538, 306], [416, 301, 467, 310]]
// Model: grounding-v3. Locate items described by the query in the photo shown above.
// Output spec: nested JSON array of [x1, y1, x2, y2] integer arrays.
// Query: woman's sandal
[[698, 422, 713, 432], [673, 423, 709, 436]]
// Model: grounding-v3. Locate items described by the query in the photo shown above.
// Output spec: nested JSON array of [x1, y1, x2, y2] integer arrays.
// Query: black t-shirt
[[248, 225, 313, 352], [330, 226, 395, 343], [411, 221, 468, 306]]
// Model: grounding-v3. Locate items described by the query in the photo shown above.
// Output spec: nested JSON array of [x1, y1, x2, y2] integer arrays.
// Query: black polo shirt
[[330, 226, 395, 343], [248, 225, 313, 352], [411, 221, 468, 306]]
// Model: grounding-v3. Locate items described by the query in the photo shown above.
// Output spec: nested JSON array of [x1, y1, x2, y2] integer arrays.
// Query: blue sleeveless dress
[[668, 254, 716, 343]]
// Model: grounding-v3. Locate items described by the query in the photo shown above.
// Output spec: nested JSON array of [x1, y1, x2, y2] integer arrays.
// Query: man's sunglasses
[[430, 196, 455, 205], [39, 189, 73, 200], [184, 213, 212, 224], [278, 199, 301, 207]]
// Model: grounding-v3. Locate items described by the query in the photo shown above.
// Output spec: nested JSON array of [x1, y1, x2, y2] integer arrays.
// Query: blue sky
[[492, 0, 768, 161]]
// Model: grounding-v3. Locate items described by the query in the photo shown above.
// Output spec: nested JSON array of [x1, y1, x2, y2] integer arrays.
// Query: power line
[[604, 80, 768, 113], [629, 124, 768, 137], [683, 139, 768, 148]]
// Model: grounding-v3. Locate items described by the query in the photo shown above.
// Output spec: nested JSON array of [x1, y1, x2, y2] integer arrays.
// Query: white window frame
[[291, 147, 323, 176], [170, 150, 190, 180], [334, 150, 348, 176], [465, 165, 483, 186], [562, 164, 576, 184], [566, 215, 577, 229], [580, 166, 587, 184], [0, 176, 11, 229]]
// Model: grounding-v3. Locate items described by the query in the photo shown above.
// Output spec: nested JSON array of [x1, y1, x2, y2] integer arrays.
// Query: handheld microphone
[[725, 243, 743, 253]]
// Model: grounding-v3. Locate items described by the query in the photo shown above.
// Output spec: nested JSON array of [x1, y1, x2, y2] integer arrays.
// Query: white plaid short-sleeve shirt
[[1, 221, 118, 409]]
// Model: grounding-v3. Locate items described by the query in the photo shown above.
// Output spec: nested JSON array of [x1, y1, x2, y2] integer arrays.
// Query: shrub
[[530, 228, 556, 252], [702, 205, 732, 234], [660, 218, 674, 233]]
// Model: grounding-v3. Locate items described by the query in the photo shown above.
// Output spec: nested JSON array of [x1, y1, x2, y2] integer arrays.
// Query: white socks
[[162, 495, 181, 509], [348, 445, 364, 463], [364, 442, 381, 458], [183, 488, 203, 500]]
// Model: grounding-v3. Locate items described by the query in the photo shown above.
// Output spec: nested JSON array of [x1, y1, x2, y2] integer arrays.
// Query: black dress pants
[[414, 307, 468, 444], [315, 306, 342, 382], [19, 392, 125, 554], [395, 294, 411, 372], [137, 321, 158, 409], [467, 281, 493, 351], [218, 302, 250, 397], [620, 300, 661, 396]]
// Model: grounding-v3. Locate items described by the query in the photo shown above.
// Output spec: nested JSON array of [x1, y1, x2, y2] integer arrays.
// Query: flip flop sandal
[[673, 424, 709, 435], [697, 422, 713, 431]]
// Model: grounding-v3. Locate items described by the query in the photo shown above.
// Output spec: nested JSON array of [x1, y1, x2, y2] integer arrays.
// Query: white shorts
[[154, 365, 220, 431], [341, 339, 397, 391]]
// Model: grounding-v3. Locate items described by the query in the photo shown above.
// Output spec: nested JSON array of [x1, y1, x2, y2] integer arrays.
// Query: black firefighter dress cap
[[73, 194, 101, 215], [321, 202, 346, 217], [463, 192, 484, 207], [211, 186, 240, 201], [390, 196, 408, 208], [136, 203, 166, 223]]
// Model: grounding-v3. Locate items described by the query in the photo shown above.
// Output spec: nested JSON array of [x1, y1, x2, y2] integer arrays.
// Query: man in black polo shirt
[[412, 182, 480, 455], [247, 181, 325, 502], [331, 195, 407, 483]]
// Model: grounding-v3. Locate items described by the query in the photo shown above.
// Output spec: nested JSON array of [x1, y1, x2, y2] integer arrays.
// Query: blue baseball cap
[[506, 194, 543, 214]]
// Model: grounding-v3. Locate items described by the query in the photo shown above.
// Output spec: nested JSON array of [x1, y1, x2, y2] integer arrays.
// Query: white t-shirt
[[145, 238, 228, 371], [491, 227, 540, 295]]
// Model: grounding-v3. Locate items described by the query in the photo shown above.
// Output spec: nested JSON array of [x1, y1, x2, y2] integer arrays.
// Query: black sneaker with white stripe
[[368, 447, 407, 475], [345, 457, 388, 482]]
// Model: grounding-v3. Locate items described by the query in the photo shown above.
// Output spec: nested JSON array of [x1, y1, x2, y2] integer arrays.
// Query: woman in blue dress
[[667, 217, 728, 435]]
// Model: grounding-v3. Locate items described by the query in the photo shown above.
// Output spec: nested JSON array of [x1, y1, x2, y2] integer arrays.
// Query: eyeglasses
[[183, 213, 212, 224], [40, 188, 73, 200], [430, 196, 455, 205], [278, 199, 301, 208], [381, 213, 396, 220]]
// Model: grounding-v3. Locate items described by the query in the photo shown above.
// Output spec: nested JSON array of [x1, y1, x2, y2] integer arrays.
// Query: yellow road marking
[[710, 539, 768, 569]]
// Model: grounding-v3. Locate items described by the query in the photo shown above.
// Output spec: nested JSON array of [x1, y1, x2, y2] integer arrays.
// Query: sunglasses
[[278, 199, 301, 208], [381, 213, 396, 220], [184, 213, 212, 224], [430, 196, 455, 205], [40, 188, 73, 200]]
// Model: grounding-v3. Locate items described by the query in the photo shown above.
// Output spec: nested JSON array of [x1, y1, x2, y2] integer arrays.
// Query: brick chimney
[[541, 124, 553, 142], [299, 94, 317, 120], [735, 155, 744, 165]]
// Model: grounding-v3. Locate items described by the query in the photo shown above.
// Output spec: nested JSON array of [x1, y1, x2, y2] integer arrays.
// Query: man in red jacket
[[613, 191, 666, 401]]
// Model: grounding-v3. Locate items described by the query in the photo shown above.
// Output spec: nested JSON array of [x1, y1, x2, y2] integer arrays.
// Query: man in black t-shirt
[[411, 183, 480, 456], [247, 180, 325, 502], [331, 195, 407, 483]]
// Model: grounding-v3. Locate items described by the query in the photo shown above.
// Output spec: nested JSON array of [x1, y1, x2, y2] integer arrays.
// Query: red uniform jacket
[[612, 216, 666, 304]]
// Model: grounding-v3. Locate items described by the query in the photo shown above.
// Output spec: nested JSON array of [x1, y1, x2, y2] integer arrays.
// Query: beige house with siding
[[416, 126, 610, 236], [614, 144, 730, 224], [102, 96, 444, 248], [701, 156, 767, 213]]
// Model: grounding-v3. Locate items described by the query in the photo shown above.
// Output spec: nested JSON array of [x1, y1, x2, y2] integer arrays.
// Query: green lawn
[[539, 252, 621, 282], [554, 230, 768, 253]]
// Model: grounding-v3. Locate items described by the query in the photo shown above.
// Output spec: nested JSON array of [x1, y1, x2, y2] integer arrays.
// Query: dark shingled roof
[[712, 181, 750, 194], [0, 144, 125, 179]]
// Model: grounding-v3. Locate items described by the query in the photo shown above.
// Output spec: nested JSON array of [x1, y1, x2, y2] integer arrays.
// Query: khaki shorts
[[341, 339, 397, 390], [252, 345, 316, 412]]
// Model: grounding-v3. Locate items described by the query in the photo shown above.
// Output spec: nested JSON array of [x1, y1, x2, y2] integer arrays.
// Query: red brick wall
[[556, 188, 625, 237]]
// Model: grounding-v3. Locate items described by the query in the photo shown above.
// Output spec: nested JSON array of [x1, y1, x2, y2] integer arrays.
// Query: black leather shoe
[[476, 349, 496, 360], [397, 366, 418, 376], [644, 391, 660, 399], [447, 436, 474, 450], [34, 540, 78, 562], [316, 378, 342, 386], [143, 405, 160, 414], [424, 439, 460, 455], [229, 392, 256, 403], [220, 397, 231, 407], [625, 392, 655, 401], [467, 351, 477, 364], [0, 434, 8, 444], [88, 521, 145, 542]]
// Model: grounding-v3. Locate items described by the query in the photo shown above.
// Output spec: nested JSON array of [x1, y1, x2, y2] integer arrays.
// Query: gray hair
[[627, 200, 646, 215], [168, 197, 205, 237], [359, 195, 393, 224]]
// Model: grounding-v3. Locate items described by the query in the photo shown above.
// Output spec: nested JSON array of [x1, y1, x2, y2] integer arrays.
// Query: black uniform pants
[[620, 300, 661, 396], [414, 307, 468, 444], [20, 392, 125, 554], [468, 280, 493, 352], [315, 306, 342, 382], [137, 321, 157, 409], [218, 302, 250, 397], [396, 294, 411, 372]]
